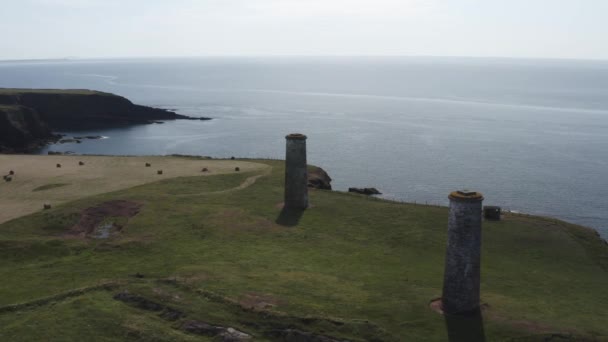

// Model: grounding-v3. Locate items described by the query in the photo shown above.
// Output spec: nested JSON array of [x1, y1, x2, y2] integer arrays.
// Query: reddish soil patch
[[429, 298, 490, 315], [238, 292, 283, 311], [429, 298, 444, 314], [68, 200, 142, 238]]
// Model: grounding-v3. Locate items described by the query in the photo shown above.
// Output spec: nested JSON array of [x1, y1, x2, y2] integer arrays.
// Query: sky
[[1, 0, 607, 60]]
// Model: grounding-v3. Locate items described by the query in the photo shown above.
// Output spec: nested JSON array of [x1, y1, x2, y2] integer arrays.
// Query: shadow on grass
[[444, 308, 486, 342], [276, 207, 304, 227]]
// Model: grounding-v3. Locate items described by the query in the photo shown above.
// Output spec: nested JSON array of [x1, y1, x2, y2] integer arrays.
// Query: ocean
[[1, 57, 607, 239]]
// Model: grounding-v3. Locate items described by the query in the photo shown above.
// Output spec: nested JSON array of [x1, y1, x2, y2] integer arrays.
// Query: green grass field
[[0, 157, 607, 341]]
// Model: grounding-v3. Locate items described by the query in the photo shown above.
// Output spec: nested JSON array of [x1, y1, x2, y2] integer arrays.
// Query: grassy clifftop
[[0, 157, 607, 341], [0, 88, 110, 96], [0, 89, 109, 95], [0, 88, 185, 124]]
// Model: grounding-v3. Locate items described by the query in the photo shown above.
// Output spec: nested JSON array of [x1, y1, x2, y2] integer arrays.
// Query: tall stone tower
[[442, 190, 484, 314], [284, 133, 308, 210]]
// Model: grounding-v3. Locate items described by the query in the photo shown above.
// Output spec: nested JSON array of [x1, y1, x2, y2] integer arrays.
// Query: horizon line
[[2, 55, 608, 64]]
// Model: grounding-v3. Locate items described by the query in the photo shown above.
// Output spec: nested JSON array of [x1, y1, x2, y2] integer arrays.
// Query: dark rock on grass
[[181, 321, 225, 336], [308, 167, 332, 190], [268, 329, 347, 342], [181, 320, 252, 341], [221, 328, 253, 341], [348, 187, 381, 196], [113, 291, 164, 311], [160, 308, 186, 321], [113, 291, 186, 321]]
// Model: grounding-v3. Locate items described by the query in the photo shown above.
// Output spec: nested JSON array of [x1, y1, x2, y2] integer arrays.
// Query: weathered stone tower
[[442, 190, 484, 314], [284, 133, 308, 209]]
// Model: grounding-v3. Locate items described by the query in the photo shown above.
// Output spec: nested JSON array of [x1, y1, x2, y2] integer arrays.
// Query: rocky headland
[[0, 89, 210, 153]]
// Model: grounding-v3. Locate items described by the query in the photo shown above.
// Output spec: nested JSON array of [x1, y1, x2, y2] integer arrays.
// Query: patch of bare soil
[[429, 298, 444, 314], [68, 200, 142, 238], [239, 292, 283, 311], [113, 291, 185, 321]]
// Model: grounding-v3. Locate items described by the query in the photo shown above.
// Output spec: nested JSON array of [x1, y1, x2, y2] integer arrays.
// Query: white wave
[[232, 88, 608, 115], [74, 73, 119, 85]]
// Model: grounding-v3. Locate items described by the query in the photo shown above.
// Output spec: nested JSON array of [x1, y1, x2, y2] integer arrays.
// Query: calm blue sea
[[1, 57, 607, 239]]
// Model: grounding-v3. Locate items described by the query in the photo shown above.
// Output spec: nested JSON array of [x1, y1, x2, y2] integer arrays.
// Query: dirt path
[[172, 166, 273, 198]]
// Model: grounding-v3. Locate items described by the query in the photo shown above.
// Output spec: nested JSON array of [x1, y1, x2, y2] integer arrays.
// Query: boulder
[[308, 167, 332, 190], [348, 187, 382, 196], [181, 321, 252, 341]]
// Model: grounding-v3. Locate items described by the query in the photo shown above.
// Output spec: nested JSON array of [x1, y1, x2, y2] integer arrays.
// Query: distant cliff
[[0, 89, 210, 152], [0, 105, 57, 152]]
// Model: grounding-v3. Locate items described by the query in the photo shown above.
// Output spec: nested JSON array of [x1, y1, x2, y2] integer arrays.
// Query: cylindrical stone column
[[442, 190, 484, 315], [284, 133, 308, 210]]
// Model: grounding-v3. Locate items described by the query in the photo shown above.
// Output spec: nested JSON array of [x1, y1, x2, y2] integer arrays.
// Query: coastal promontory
[[0, 88, 209, 152]]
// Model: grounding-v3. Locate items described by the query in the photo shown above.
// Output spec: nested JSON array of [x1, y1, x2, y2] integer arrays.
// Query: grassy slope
[[0, 159, 607, 341]]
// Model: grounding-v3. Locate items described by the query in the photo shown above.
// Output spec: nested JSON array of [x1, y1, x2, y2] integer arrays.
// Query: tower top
[[449, 190, 484, 202], [286, 133, 307, 140]]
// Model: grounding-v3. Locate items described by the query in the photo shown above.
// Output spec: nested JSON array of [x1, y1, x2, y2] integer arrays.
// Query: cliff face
[[0, 105, 56, 152], [0, 89, 208, 152], [0, 90, 190, 125]]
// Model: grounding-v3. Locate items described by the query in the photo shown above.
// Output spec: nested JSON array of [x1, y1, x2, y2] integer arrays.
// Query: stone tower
[[284, 133, 308, 210], [442, 190, 484, 314]]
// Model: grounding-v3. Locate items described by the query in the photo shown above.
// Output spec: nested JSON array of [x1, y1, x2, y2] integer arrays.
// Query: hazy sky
[[2, 0, 607, 60]]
